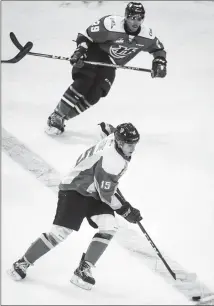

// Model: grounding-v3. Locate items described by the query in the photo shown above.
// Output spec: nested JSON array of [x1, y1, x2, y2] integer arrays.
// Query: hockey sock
[[84, 231, 114, 265], [24, 233, 59, 264], [55, 85, 91, 119]]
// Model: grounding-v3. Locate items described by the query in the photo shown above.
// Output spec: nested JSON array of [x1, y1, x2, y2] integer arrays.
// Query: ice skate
[[7, 257, 30, 281], [70, 253, 95, 290], [46, 111, 65, 135]]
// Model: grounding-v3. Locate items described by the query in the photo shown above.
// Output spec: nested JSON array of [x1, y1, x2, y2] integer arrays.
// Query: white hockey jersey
[[59, 132, 128, 210]]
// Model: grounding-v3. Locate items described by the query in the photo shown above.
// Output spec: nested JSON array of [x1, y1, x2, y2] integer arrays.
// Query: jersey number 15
[[101, 181, 111, 190]]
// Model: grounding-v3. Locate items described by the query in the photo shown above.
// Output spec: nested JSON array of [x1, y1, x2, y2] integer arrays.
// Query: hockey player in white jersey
[[46, 2, 167, 135], [8, 122, 142, 290]]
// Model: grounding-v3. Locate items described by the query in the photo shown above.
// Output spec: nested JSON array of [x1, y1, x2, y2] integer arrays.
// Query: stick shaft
[[116, 189, 176, 280], [84, 60, 151, 73], [9, 32, 151, 73], [137, 221, 176, 280]]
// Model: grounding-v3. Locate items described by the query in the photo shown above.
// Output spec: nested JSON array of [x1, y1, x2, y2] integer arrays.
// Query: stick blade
[[9, 32, 23, 50], [1, 41, 33, 64]]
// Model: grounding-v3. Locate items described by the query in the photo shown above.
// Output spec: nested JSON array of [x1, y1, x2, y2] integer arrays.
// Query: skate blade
[[45, 126, 62, 136], [7, 268, 23, 281], [70, 274, 93, 291]]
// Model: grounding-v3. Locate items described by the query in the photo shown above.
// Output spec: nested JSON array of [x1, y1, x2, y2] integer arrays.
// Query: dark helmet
[[125, 2, 145, 19], [114, 123, 140, 144]]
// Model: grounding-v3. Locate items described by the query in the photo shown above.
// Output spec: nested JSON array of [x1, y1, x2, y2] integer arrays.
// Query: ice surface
[[2, 1, 214, 304]]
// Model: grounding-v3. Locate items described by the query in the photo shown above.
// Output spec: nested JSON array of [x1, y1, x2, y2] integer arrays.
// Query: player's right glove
[[70, 46, 87, 68], [151, 56, 167, 78], [116, 202, 142, 224]]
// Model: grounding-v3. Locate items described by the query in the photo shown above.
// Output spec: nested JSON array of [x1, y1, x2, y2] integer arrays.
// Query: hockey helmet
[[114, 123, 140, 145], [125, 2, 145, 19]]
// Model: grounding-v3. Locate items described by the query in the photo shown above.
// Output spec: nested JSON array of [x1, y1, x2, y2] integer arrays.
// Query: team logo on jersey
[[128, 35, 135, 42], [110, 17, 116, 29], [110, 45, 138, 59]]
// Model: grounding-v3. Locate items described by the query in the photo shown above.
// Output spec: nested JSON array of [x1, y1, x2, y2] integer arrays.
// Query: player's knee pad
[[43, 225, 73, 247], [85, 83, 109, 105], [91, 214, 118, 233], [56, 85, 91, 120], [86, 81, 111, 105]]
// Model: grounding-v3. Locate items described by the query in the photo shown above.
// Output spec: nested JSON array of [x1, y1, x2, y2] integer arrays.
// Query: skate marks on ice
[[2, 127, 214, 303], [115, 225, 214, 304], [194, 295, 214, 306], [6, 275, 124, 305], [2, 128, 60, 193]]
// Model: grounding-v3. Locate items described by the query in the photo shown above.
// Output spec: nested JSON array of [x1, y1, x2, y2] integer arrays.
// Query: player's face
[[121, 143, 137, 157], [126, 15, 144, 32]]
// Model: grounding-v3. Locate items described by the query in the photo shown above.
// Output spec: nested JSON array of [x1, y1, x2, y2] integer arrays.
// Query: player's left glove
[[116, 202, 142, 224], [151, 56, 167, 78], [98, 122, 116, 136], [70, 46, 87, 68]]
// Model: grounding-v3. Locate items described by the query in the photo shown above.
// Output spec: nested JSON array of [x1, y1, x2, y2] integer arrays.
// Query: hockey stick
[[10, 32, 71, 61], [137, 221, 197, 282], [9, 32, 152, 73], [116, 189, 177, 280], [116, 189, 197, 282], [1, 41, 33, 64], [136, 221, 177, 280], [85, 60, 152, 73]]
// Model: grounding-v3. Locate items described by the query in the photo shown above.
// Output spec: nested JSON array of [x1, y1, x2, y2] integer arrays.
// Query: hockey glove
[[151, 56, 167, 78], [98, 122, 116, 136], [116, 202, 142, 224], [70, 46, 87, 68]]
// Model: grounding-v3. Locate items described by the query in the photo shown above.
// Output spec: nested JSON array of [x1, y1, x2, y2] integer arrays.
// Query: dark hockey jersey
[[77, 15, 166, 66]]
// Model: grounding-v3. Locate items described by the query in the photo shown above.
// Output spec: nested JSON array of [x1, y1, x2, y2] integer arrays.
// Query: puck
[[192, 296, 201, 301]]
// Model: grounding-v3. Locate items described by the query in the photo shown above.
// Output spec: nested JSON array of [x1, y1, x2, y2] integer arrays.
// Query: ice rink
[[2, 1, 214, 304]]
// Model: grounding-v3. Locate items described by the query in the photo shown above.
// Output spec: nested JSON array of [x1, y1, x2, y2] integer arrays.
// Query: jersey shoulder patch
[[139, 24, 156, 40], [103, 15, 125, 33]]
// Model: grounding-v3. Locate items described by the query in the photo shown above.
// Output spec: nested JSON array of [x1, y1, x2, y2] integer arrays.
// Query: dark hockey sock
[[24, 233, 58, 264], [55, 85, 91, 119], [84, 231, 114, 265]]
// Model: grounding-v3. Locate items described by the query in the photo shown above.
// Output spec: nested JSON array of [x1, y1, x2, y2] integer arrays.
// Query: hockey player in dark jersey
[[8, 122, 143, 290], [46, 2, 167, 135]]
